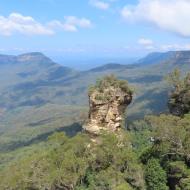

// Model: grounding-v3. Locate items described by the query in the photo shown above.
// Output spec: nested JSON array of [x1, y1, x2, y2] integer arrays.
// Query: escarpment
[[83, 75, 133, 135]]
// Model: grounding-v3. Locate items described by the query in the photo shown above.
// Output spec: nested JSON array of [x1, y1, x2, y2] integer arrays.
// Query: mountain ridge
[[85, 50, 190, 73]]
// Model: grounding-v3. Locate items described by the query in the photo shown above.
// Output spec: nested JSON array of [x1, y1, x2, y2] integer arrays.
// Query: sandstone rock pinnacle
[[83, 75, 133, 135]]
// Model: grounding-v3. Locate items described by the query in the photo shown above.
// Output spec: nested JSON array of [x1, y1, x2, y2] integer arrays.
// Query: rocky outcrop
[[169, 89, 190, 116], [83, 75, 133, 135], [168, 72, 190, 116]]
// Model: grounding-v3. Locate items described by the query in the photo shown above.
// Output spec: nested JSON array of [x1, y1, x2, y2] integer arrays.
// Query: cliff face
[[83, 75, 133, 135]]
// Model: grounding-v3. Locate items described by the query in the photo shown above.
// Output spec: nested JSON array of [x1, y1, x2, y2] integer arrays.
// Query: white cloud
[[145, 45, 155, 50], [138, 38, 155, 50], [0, 13, 54, 36], [138, 38, 153, 46], [137, 41, 190, 52], [48, 20, 77, 32], [47, 16, 92, 32], [64, 16, 92, 29], [121, 0, 190, 37], [89, 0, 110, 10], [160, 44, 190, 51], [0, 13, 92, 36]]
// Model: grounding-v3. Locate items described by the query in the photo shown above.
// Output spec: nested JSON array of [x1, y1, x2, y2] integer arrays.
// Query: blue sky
[[0, 0, 190, 58]]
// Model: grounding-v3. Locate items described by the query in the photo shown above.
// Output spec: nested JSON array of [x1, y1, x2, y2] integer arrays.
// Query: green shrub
[[88, 75, 132, 95], [145, 158, 168, 190]]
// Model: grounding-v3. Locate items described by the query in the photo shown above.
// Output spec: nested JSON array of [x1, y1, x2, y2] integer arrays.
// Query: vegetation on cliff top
[[88, 75, 133, 102], [88, 75, 133, 95], [167, 69, 190, 116]]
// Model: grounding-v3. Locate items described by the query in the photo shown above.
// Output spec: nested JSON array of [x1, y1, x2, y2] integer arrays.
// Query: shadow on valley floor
[[127, 88, 169, 121], [120, 75, 163, 84], [0, 123, 82, 153]]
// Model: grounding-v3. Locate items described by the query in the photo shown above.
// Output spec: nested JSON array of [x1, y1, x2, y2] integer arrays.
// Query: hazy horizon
[[0, 0, 190, 59]]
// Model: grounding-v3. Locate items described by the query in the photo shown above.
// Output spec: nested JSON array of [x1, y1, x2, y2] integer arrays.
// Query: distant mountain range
[[52, 56, 139, 70], [137, 51, 190, 66], [0, 52, 77, 108], [0, 50, 190, 152]]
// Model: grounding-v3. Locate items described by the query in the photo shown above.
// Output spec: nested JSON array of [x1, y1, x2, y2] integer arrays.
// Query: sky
[[1, 0, 190, 59]]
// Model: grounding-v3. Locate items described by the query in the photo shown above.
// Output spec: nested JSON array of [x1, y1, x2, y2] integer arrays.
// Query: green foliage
[[168, 70, 190, 116], [179, 177, 190, 190], [166, 68, 182, 89], [145, 158, 168, 190], [166, 161, 189, 179], [0, 132, 145, 190], [139, 114, 190, 190], [88, 74, 133, 96], [146, 114, 190, 161]]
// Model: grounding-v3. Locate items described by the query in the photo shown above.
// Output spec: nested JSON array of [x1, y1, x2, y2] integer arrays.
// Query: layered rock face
[[83, 75, 132, 135]]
